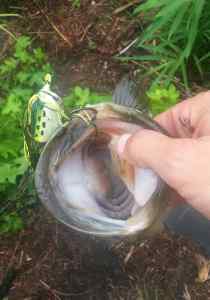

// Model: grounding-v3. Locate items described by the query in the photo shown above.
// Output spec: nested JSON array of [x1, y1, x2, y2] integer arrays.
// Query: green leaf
[[147, 83, 180, 115], [184, 0, 205, 58], [74, 86, 83, 97], [13, 156, 29, 175], [0, 35, 52, 228], [15, 36, 31, 52], [0, 163, 17, 184], [2, 95, 21, 115], [0, 139, 21, 158], [33, 48, 46, 62], [64, 86, 111, 109], [0, 212, 23, 234]]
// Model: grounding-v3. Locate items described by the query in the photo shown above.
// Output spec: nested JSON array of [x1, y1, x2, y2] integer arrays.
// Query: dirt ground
[[1, 208, 210, 300], [1, 1, 210, 299]]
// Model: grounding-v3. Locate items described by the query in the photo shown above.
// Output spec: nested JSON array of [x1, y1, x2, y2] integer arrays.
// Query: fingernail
[[110, 134, 132, 156]]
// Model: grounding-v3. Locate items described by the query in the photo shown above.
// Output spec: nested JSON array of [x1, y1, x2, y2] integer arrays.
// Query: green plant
[[63, 86, 111, 109], [147, 84, 180, 116], [0, 212, 23, 234], [0, 36, 52, 233], [70, 0, 81, 8], [122, 0, 210, 88]]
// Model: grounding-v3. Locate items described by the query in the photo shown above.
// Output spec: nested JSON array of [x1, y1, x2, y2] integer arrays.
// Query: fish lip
[[94, 118, 141, 136]]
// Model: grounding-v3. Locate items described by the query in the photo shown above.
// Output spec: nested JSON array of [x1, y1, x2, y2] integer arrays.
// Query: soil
[[1, 208, 210, 300], [1, 1, 210, 299]]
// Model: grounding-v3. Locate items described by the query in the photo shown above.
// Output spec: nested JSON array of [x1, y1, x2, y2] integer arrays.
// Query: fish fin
[[112, 76, 138, 108]]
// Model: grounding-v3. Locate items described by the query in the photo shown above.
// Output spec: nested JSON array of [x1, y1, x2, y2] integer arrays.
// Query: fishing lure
[[24, 74, 67, 168]]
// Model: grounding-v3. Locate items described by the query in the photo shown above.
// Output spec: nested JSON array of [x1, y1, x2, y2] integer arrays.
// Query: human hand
[[114, 91, 210, 219]]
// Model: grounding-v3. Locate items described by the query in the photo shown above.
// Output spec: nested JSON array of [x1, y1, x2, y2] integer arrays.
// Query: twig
[[183, 284, 191, 300], [32, 0, 72, 47], [124, 245, 135, 264], [54, 289, 93, 297], [28, 31, 54, 34], [40, 280, 61, 300], [10, 6, 28, 11], [45, 15, 72, 47], [80, 23, 93, 42], [40, 280, 98, 297], [118, 37, 138, 55], [7, 238, 22, 271], [0, 24, 17, 40], [113, 0, 140, 15], [18, 250, 24, 268], [33, 248, 54, 271]]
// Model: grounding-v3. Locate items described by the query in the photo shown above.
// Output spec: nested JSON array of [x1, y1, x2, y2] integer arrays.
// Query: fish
[[35, 77, 170, 239]]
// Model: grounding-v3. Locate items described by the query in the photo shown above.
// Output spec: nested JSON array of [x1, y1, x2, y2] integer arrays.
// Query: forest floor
[[1, 208, 210, 300], [1, 1, 210, 299]]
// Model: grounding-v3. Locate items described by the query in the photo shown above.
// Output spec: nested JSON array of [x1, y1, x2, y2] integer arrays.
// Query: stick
[[113, 0, 140, 15], [32, 0, 72, 47]]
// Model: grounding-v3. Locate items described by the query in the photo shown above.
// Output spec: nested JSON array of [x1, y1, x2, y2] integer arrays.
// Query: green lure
[[24, 74, 67, 168]]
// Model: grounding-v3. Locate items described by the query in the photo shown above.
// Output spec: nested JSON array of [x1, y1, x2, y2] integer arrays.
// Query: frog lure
[[24, 74, 68, 168]]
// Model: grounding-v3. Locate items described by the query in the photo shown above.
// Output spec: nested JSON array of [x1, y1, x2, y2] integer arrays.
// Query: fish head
[[35, 102, 169, 238]]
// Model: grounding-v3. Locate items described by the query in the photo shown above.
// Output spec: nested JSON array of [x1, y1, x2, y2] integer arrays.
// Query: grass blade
[[0, 13, 20, 17], [118, 54, 163, 61], [134, 0, 169, 14], [184, 0, 205, 58], [199, 52, 210, 63], [168, 3, 188, 39], [193, 54, 203, 77]]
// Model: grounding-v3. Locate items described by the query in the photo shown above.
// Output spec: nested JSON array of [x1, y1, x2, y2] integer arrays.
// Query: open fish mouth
[[35, 79, 168, 237], [35, 107, 166, 237], [54, 119, 140, 221]]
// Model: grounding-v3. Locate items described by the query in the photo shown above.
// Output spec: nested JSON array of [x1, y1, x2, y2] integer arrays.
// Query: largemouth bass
[[35, 78, 170, 239]]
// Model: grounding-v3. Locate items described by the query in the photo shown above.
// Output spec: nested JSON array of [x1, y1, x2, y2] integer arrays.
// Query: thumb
[[115, 129, 174, 170], [113, 130, 210, 218], [113, 129, 194, 192]]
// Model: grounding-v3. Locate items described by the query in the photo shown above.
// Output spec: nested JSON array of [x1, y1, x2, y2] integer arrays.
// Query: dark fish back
[[112, 77, 138, 108]]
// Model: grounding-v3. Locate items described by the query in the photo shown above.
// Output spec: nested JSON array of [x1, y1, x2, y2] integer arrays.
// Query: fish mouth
[[81, 131, 135, 220], [52, 119, 136, 221], [36, 116, 164, 236]]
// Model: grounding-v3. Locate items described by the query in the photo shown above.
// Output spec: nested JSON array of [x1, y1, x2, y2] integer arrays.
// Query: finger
[[154, 99, 193, 137], [115, 129, 195, 190], [122, 130, 173, 170], [155, 91, 210, 138]]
